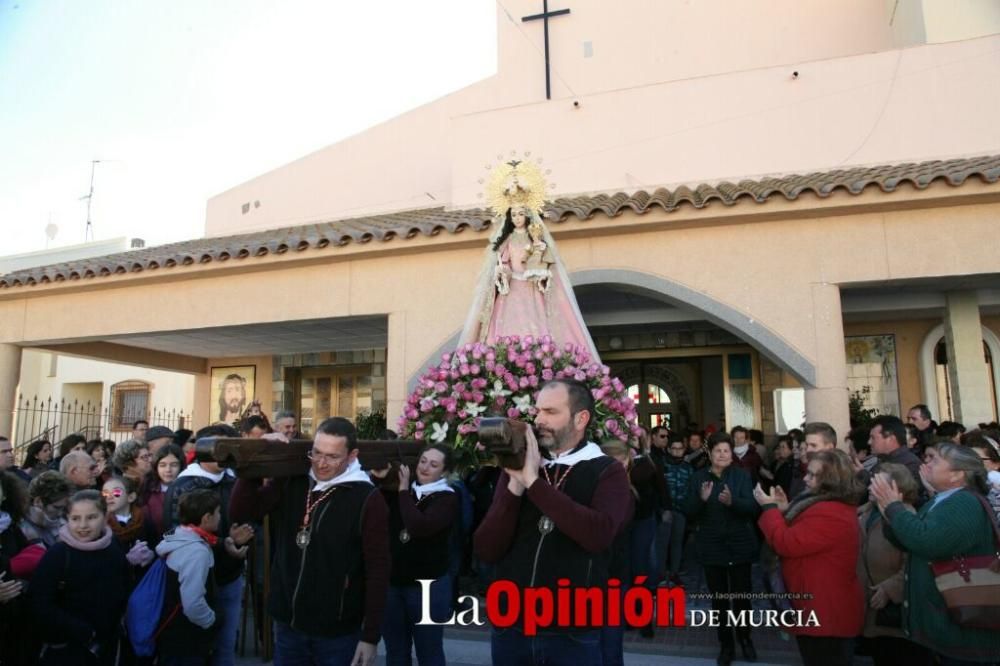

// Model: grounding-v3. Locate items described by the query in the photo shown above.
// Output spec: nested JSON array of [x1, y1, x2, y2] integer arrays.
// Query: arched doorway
[[920, 324, 1000, 422]]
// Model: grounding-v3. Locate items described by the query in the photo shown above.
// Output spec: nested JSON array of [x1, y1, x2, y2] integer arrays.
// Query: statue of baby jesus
[[523, 220, 554, 292]]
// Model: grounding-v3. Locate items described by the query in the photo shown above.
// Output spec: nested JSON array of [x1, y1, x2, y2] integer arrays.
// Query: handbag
[[929, 492, 1000, 630]]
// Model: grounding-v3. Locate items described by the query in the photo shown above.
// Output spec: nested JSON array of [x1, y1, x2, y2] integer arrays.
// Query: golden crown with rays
[[481, 152, 553, 217]]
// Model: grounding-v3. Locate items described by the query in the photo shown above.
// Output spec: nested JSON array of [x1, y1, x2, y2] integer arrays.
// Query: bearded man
[[217, 374, 247, 423], [473, 379, 630, 666]]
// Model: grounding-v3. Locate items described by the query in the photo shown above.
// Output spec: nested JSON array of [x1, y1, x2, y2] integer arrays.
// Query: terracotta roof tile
[[3, 155, 998, 289]]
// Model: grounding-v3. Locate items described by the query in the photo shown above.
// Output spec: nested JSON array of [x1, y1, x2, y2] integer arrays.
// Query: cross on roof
[[521, 0, 571, 100]]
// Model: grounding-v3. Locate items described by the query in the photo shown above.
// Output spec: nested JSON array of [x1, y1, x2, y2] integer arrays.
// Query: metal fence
[[11, 394, 189, 459]]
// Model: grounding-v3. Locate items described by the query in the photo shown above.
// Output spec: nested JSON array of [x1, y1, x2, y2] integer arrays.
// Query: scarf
[[782, 492, 856, 522], [177, 463, 234, 484], [187, 525, 219, 546], [309, 459, 373, 492], [412, 478, 455, 501], [58, 523, 113, 551], [107, 506, 146, 545], [543, 441, 604, 468]]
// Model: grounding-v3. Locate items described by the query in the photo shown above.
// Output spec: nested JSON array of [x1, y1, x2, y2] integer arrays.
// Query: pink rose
[[541, 369, 554, 381], [507, 408, 521, 419], [470, 364, 481, 375]]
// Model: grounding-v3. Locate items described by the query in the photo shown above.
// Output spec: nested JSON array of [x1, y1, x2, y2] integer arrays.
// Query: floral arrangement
[[398, 335, 642, 456]]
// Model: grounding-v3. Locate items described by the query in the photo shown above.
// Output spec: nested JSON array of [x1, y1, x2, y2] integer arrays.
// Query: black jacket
[[682, 466, 759, 566]]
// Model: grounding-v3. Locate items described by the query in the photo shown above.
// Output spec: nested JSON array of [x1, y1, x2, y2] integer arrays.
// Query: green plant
[[355, 407, 387, 440], [849, 386, 880, 428]]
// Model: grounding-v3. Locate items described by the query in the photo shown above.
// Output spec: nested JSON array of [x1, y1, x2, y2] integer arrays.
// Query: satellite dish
[[45, 223, 59, 241]]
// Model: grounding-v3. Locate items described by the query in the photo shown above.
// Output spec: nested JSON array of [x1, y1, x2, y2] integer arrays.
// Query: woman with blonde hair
[[858, 462, 931, 665], [755, 449, 865, 666], [871, 442, 1000, 663]]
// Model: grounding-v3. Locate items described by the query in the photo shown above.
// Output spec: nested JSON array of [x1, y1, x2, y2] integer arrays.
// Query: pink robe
[[485, 236, 592, 352]]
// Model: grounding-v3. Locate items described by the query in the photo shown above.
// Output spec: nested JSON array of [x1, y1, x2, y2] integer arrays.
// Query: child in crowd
[[155, 488, 222, 665], [139, 443, 186, 536], [31, 489, 129, 665], [104, 476, 158, 578]]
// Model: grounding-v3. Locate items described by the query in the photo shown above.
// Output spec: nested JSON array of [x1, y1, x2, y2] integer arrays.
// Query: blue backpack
[[125, 558, 170, 657]]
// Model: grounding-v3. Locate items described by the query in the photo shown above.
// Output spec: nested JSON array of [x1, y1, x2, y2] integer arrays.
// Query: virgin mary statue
[[459, 159, 599, 360]]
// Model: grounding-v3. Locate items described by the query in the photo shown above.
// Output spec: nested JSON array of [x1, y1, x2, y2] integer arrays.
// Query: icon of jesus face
[[223, 380, 244, 412]]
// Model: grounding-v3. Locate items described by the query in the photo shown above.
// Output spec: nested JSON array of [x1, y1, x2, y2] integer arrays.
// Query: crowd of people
[[2, 395, 1000, 666]]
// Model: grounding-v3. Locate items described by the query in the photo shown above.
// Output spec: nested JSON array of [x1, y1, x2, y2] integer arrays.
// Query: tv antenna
[[79, 160, 101, 242]]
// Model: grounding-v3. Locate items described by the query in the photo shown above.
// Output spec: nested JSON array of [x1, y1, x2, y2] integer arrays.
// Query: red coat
[[759, 498, 864, 637]]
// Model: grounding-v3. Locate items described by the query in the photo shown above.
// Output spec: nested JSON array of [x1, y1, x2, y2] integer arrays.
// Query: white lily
[[465, 402, 487, 416], [488, 380, 512, 400], [430, 422, 449, 443], [513, 394, 533, 413]]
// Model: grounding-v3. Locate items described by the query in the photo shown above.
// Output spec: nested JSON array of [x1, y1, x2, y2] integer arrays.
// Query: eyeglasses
[[101, 488, 124, 499], [308, 450, 342, 465]]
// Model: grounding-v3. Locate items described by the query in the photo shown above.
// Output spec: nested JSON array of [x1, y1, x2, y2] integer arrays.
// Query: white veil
[[458, 209, 599, 361]]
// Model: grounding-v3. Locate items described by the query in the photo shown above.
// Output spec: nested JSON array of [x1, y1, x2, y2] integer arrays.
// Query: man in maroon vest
[[474, 379, 631, 666], [230, 417, 389, 666]]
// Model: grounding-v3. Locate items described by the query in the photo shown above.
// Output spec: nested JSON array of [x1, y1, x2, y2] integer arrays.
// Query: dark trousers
[[795, 635, 854, 666], [382, 577, 451, 666], [869, 635, 932, 666], [273, 623, 360, 666], [629, 515, 657, 588], [491, 627, 602, 666], [703, 563, 752, 648]]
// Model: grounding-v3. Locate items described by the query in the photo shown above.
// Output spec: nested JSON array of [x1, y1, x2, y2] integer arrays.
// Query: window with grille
[[110, 381, 151, 431]]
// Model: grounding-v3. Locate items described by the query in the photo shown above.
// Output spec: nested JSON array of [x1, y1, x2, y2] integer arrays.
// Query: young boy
[[155, 489, 222, 664]]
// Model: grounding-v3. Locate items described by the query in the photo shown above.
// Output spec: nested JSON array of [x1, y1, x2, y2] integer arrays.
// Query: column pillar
[[803, 283, 850, 447], [385, 312, 407, 429], [943, 291, 992, 425], [0, 343, 23, 439]]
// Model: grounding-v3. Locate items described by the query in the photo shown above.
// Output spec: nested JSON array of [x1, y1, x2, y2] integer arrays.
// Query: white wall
[[14, 350, 195, 441]]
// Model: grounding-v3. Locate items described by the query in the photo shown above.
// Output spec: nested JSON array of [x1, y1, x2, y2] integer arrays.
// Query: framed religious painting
[[210, 366, 256, 425], [844, 335, 900, 417]]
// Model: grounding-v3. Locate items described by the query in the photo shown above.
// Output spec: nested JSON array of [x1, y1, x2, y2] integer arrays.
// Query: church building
[[2, 1, 1000, 444]]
